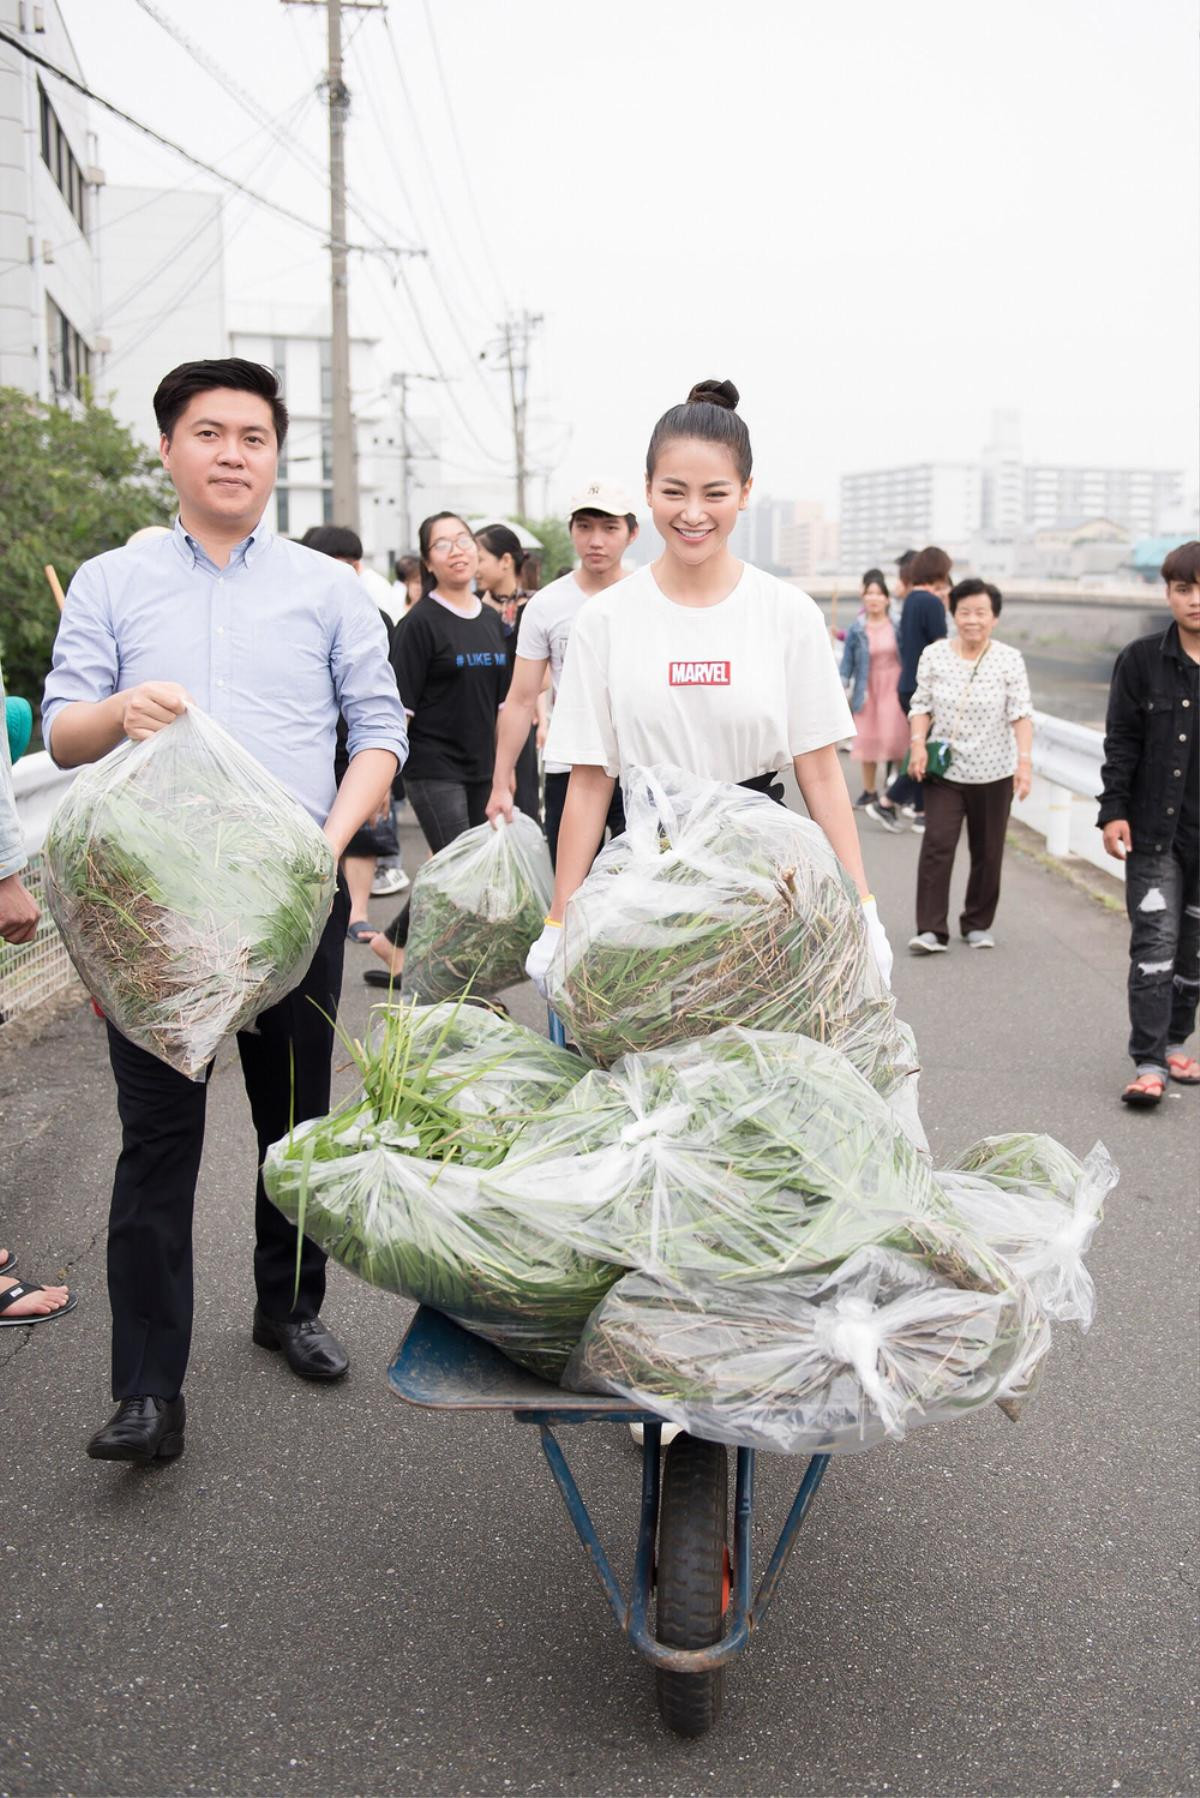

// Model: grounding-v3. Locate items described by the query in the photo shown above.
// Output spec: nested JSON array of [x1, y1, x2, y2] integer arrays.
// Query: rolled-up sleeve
[[330, 580, 409, 769], [0, 663, 27, 880], [40, 559, 120, 765], [1005, 649, 1034, 721]]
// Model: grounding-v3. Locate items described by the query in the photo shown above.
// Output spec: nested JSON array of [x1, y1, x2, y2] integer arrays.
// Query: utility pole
[[486, 310, 542, 518], [282, 0, 385, 531], [391, 371, 440, 551]]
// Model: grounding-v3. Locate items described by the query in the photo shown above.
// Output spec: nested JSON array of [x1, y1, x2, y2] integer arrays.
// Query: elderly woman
[[906, 578, 1034, 952]]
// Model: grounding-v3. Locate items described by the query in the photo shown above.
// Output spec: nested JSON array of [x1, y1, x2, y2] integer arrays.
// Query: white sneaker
[[371, 867, 409, 897], [963, 929, 995, 948], [908, 931, 948, 954], [629, 1421, 682, 1447]]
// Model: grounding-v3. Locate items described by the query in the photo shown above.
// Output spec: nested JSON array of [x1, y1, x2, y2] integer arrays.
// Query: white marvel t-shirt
[[544, 562, 854, 781]]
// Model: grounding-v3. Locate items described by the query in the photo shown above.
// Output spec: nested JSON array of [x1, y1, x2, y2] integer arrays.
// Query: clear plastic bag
[[496, 1028, 963, 1284], [402, 812, 553, 1003], [564, 1246, 1051, 1455], [363, 999, 587, 1163], [543, 764, 919, 1109], [44, 705, 335, 1079], [935, 1136, 1117, 1328], [263, 1114, 621, 1382]]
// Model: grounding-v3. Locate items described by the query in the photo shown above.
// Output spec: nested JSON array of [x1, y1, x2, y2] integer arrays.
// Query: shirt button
[[1184, 699, 1192, 707], [1166, 808, 1174, 816], [1180, 733, 1188, 742]]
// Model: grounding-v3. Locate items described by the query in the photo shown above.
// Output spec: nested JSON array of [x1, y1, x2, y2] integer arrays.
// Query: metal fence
[[2, 754, 80, 1021]]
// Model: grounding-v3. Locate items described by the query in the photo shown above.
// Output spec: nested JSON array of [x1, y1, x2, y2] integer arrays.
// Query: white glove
[[862, 896, 893, 988], [524, 921, 563, 998]]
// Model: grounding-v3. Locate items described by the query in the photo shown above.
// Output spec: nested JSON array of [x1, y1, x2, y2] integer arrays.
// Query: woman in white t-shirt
[[525, 379, 892, 988]]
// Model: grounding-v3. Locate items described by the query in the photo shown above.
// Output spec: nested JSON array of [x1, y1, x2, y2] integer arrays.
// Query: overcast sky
[[69, 0, 1199, 514]]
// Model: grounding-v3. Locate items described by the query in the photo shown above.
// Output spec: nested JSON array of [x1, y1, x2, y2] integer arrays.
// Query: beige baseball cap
[[568, 480, 638, 519]]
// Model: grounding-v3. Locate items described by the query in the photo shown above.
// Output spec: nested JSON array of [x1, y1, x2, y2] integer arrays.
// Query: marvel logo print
[[669, 660, 732, 686]]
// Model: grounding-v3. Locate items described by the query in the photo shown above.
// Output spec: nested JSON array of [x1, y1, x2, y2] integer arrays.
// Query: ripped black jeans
[[1124, 842, 1200, 1074]]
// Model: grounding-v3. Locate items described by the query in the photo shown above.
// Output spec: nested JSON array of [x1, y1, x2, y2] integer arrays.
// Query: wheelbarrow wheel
[[655, 1432, 728, 1737]]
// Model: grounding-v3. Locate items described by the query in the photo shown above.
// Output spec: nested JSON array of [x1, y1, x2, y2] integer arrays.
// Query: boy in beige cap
[[487, 482, 638, 862]]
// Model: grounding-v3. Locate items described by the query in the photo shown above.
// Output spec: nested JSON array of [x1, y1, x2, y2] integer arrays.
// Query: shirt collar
[[171, 514, 273, 571], [1161, 621, 1191, 668]]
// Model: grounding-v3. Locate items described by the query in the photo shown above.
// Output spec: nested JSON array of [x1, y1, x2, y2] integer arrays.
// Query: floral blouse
[[909, 639, 1033, 783]]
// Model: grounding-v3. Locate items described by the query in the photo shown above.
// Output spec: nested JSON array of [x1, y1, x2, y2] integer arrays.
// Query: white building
[[96, 184, 225, 450], [0, 0, 99, 401], [230, 309, 400, 564], [842, 412, 1185, 572], [839, 463, 983, 572]]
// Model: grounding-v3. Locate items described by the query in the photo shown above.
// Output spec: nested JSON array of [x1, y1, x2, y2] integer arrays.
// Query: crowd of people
[[0, 353, 1195, 1457]]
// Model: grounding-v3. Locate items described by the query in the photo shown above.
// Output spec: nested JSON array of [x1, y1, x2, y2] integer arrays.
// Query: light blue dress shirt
[[42, 518, 408, 825], [0, 660, 27, 882]]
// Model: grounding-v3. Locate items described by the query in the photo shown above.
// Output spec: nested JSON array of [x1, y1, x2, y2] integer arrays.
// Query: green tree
[[0, 388, 173, 705], [517, 514, 574, 584]]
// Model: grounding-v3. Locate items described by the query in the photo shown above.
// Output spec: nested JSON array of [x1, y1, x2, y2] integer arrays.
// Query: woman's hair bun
[[686, 378, 740, 412]]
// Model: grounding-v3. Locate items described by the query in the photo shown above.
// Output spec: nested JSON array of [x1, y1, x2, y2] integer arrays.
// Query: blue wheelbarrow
[[388, 1305, 831, 1736]]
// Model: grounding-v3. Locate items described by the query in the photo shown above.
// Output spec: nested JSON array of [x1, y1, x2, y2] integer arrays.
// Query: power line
[[416, 0, 509, 308], [131, 0, 422, 259], [0, 25, 394, 251]]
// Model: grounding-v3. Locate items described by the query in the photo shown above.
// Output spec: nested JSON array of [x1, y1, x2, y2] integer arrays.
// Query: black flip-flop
[[363, 967, 402, 988], [0, 1281, 78, 1327], [346, 921, 378, 945], [0, 1252, 17, 1276]]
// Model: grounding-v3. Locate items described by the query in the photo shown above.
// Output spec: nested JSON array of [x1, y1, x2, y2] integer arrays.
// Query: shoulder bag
[[900, 642, 990, 781]]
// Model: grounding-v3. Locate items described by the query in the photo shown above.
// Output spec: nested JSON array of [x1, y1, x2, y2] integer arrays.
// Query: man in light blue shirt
[[42, 357, 408, 1465]]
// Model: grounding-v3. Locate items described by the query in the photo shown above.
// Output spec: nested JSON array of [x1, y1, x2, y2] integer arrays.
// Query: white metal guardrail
[[1012, 710, 1120, 883], [1, 753, 80, 1020]]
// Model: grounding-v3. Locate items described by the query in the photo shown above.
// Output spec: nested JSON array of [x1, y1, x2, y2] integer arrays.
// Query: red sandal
[[1121, 1073, 1165, 1108], [1166, 1053, 1200, 1085]]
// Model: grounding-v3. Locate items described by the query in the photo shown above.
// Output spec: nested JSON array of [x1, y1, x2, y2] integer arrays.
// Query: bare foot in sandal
[[1166, 1053, 1200, 1085], [1121, 1072, 1165, 1108], [0, 1274, 76, 1325], [362, 932, 405, 984]]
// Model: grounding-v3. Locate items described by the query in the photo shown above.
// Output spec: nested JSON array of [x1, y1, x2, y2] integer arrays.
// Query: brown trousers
[[916, 775, 1013, 943]]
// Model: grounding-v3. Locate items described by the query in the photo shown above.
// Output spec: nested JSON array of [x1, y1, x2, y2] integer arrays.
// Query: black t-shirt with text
[[391, 594, 509, 782]]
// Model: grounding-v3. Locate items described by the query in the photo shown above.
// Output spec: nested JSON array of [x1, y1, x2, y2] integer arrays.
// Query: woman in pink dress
[[840, 570, 909, 804]]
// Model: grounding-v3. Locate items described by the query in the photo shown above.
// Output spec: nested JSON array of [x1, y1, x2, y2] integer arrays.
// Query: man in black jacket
[[1098, 540, 1200, 1106]]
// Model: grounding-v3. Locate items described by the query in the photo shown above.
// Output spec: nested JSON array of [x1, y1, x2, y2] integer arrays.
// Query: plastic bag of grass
[[934, 1134, 1117, 1328], [364, 999, 587, 1161], [263, 998, 616, 1379], [564, 1246, 1051, 1455], [542, 763, 919, 1116], [402, 812, 553, 1003], [496, 1028, 969, 1285], [44, 705, 335, 1080]]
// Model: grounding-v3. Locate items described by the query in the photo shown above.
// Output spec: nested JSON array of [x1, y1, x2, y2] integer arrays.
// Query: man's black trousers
[[104, 884, 349, 1400]]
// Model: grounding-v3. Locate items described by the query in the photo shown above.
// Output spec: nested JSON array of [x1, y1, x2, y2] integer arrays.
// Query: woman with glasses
[[363, 512, 510, 986]]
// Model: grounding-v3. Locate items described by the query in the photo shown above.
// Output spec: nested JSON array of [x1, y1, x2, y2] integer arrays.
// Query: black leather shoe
[[252, 1307, 349, 1381], [86, 1395, 186, 1463]]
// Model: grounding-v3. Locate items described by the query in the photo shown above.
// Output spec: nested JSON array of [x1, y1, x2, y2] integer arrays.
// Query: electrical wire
[[131, 0, 422, 258], [0, 25, 380, 248], [352, 25, 511, 431], [416, 0, 509, 307]]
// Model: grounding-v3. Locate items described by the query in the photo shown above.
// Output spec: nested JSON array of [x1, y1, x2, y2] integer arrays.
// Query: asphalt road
[[1, 808, 1196, 1798]]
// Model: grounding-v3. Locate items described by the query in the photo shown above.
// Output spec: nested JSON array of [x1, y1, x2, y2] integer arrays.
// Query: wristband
[[544, 915, 563, 927], [1017, 755, 1032, 764]]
